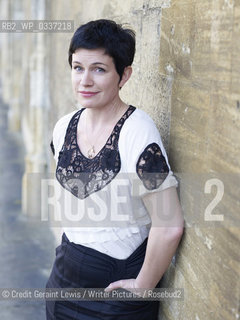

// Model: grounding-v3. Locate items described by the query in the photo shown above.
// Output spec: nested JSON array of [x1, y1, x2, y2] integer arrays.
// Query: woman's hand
[[105, 278, 146, 297], [105, 278, 137, 292]]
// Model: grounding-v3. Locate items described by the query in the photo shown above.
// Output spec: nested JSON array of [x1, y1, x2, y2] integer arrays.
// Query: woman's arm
[[105, 186, 184, 292]]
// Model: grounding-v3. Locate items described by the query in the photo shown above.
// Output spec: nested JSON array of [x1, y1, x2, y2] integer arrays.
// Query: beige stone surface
[[159, 1, 240, 319], [0, 0, 239, 319]]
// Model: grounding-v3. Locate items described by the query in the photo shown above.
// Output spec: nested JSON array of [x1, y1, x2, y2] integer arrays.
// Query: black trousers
[[46, 233, 159, 320]]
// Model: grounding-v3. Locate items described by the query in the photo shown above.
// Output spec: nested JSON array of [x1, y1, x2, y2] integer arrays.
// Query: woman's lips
[[78, 91, 99, 98]]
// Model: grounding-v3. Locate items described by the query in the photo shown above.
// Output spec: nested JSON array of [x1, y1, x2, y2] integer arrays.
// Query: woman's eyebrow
[[92, 62, 108, 66], [72, 61, 108, 66]]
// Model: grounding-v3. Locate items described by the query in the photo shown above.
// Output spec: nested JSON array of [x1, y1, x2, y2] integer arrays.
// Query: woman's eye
[[95, 67, 105, 73], [73, 66, 83, 72]]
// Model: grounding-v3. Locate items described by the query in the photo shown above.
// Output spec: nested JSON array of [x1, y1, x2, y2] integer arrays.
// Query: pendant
[[87, 146, 95, 159]]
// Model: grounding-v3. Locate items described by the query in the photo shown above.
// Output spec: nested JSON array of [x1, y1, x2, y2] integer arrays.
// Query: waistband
[[61, 232, 148, 263]]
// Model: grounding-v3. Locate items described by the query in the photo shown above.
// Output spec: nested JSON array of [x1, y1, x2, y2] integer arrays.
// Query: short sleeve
[[51, 109, 78, 163], [118, 108, 178, 196], [136, 142, 169, 190], [135, 141, 178, 196]]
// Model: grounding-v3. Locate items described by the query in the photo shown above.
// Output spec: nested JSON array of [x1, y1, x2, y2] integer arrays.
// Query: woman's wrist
[[135, 273, 158, 289]]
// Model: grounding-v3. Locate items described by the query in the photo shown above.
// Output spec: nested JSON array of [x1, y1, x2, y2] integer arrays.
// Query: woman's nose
[[81, 70, 93, 86]]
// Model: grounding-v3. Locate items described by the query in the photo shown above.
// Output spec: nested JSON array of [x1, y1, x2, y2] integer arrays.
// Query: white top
[[51, 106, 178, 259]]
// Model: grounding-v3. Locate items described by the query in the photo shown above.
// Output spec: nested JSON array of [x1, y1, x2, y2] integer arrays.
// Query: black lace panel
[[136, 143, 169, 190], [50, 140, 55, 156], [56, 106, 136, 199]]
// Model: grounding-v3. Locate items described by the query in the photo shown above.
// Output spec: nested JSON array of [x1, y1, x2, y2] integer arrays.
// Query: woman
[[46, 19, 183, 320]]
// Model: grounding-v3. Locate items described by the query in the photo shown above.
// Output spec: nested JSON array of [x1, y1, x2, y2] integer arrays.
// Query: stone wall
[[0, 0, 239, 319], [159, 1, 240, 319]]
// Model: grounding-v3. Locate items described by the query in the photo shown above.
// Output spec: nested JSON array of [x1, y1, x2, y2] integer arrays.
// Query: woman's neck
[[83, 98, 128, 132], [76, 98, 129, 159]]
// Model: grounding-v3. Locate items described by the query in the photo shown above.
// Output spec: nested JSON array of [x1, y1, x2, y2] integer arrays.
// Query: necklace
[[84, 123, 96, 159], [84, 116, 106, 159], [87, 144, 95, 159], [83, 103, 128, 159]]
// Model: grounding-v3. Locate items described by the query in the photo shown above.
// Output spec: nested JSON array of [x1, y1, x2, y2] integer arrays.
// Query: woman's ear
[[119, 66, 132, 89]]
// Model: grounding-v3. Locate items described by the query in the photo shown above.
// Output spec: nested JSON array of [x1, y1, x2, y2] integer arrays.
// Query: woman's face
[[71, 48, 124, 109]]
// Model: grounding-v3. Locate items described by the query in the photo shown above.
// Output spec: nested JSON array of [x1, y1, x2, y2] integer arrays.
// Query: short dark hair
[[68, 19, 135, 80]]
